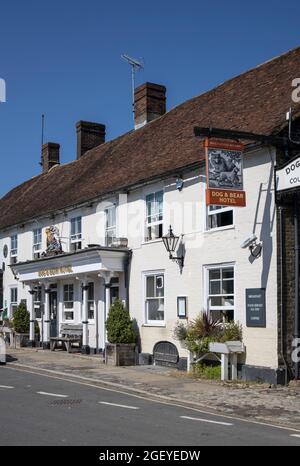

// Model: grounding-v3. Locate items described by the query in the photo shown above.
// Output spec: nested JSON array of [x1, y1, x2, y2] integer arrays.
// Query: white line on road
[[0, 385, 14, 389], [180, 415, 233, 426], [99, 401, 139, 410], [37, 391, 68, 398], [290, 434, 300, 438]]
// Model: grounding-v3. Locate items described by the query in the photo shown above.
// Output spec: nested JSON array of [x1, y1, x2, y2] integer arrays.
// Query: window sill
[[204, 225, 235, 234], [141, 238, 163, 245], [142, 323, 166, 328]]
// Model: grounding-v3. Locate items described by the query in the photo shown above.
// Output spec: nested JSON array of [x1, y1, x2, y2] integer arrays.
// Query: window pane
[[222, 296, 234, 306], [223, 268, 234, 279], [156, 275, 164, 297], [209, 269, 220, 280], [222, 280, 234, 294], [210, 296, 223, 307], [147, 298, 164, 321], [210, 280, 221, 295], [146, 276, 154, 298], [88, 283, 94, 300]]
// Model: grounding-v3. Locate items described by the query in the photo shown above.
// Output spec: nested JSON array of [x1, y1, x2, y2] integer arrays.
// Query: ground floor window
[[145, 273, 164, 323], [10, 287, 18, 314], [34, 286, 43, 319], [88, 282, 95, 320], [110, 277, 119, 304], [206, 265, 234, 321], [63, 284, 74, 320]]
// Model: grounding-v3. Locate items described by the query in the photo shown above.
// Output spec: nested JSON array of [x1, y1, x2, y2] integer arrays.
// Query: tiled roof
[[1, 46, 300, 230]]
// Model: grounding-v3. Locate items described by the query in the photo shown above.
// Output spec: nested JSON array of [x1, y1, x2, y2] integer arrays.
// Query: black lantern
[[162, 225, 184, 267]]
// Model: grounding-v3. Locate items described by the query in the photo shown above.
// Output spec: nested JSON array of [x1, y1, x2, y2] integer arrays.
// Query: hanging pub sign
[[276, 155, 300, 192], [204, 138, 246, 207]]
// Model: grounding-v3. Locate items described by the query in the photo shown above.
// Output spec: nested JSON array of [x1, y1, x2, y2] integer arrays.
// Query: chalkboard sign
[[246, 288, 266, 327]]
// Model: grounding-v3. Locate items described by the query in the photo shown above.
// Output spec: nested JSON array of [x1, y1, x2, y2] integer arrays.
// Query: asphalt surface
[[0, 366, 300, 446]]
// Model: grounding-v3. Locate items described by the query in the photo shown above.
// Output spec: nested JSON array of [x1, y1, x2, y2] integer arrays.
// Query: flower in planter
[[106, 300, 137, 344]]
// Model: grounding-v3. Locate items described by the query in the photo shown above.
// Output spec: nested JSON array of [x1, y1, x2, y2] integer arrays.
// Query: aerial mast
[[121, 54, 144, 124]]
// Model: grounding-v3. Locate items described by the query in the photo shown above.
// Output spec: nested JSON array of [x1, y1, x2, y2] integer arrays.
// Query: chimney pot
[[76, 121, 106, 159], [41, 142, 60, 173], [134, 82, 166, 129]]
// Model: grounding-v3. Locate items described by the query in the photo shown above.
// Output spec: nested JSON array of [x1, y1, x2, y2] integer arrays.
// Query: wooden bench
[[50, 324, 83, 353]]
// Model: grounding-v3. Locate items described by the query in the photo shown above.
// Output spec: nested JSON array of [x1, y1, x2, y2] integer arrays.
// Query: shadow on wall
[[250, 150, 276, 289]]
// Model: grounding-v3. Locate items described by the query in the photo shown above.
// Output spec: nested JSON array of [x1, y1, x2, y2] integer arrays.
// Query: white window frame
[[33, 228, 42, 259], [204, 263, 235, 322], [63, 283, 74, 321], [143, 270, 165, 326], [105, 205, 116, 246], [70, 217, 82, 251], [33, 285, 43, 319], [10, 235, 18, 264], [145, 190, 164, 242], [10, 287, 18, 315]]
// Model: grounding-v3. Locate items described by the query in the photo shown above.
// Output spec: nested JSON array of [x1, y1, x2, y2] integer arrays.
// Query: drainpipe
[[279, 206, 288, 384], [294, 195, 299, 379]]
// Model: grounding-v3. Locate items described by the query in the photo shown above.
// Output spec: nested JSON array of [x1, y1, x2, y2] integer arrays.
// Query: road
[[0, 366, 299, 446]]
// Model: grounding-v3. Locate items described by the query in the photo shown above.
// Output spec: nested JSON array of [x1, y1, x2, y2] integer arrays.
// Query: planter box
[[105, 343, 136, 366], [15, 333, 30, 348]]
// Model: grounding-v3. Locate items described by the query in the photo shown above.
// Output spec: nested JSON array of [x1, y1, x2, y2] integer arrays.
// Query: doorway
[[50, 285, 58, 337]]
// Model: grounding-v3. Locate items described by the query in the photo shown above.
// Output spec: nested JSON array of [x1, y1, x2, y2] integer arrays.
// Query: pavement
[[2, 347, 300, 432], [1, 365, 300, 446]]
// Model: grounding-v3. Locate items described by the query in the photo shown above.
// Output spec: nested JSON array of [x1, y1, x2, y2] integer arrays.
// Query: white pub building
[[1, 47, 300, 384]]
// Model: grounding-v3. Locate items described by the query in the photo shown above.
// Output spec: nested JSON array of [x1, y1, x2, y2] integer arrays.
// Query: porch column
[[82, 282, 90, 354], [28, 287, 35, 347], [43, 286, 51, 349], [104, 281, 111, 344]]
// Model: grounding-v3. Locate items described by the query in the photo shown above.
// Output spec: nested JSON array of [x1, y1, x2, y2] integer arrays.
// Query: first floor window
[[207, 205, 233, 230], [88, 282, 95, 320], [145, 191, 163, 241], [63, 284, 74, 320], [70, 217, 82, 251], [105, 205, 116, 246], [207, 265, 234, 321], [33, 228, 42, 259], [10, 235, 18, 264], [145, 273, 164, 323], [10, 287, 18, 314]]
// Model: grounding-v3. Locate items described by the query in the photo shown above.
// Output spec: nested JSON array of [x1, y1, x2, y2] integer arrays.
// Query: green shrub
[[106, 300, 137, 344], [12, 303, 30, 333], [193, 362, 221, 380], [172, 321, 188, 341], [219, 321, 243, 343]]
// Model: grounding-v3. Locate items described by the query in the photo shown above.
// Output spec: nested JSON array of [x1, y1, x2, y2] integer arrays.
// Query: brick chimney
[[76, 121, 106, 159], [41, 142, 60, 173], [134, 82, 166, 129]]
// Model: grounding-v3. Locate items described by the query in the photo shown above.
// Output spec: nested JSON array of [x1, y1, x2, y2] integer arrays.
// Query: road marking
[[180, 415, 233, 426], [290, 434, 300, 438], [37, 391, 68, 398], [6, 365, 300, 434], [99, 401, 139, 410], [0, 385, 14, 389]]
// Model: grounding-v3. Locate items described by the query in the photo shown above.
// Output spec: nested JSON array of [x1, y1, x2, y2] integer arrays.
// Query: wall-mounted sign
[[38, 266, 73, 278], [276, 155, 300, 192], [246, 288, 266, 327], [204, 138, 246, 207], [177, 296, 187, 318], [42, 226, 63, 257]]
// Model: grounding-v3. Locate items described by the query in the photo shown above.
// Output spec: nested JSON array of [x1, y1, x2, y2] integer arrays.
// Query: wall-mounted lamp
[[240, 234, 262, 258], [162, 225, 184, 268]]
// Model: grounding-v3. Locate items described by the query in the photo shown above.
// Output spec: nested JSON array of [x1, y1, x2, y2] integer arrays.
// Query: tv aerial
[[121, 54, 144, 122]]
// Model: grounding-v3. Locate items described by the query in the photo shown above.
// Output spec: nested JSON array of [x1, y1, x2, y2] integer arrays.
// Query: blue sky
[[0, 0, 300, 197]]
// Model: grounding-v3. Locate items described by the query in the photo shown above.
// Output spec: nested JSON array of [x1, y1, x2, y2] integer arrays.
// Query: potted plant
[[105, 300, 137, 366], [11, 302, 30, 348]]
